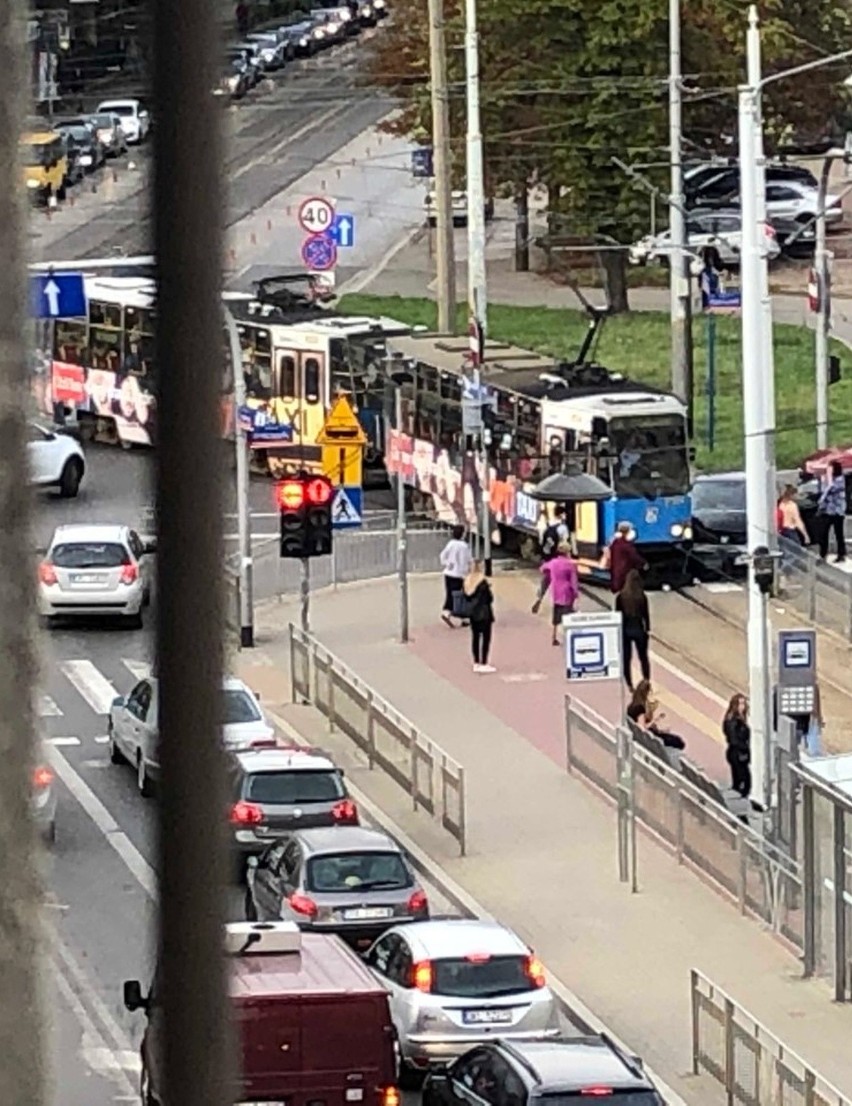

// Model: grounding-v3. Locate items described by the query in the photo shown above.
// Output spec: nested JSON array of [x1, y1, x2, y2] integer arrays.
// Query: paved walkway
[[237, 573, 852, 1105]]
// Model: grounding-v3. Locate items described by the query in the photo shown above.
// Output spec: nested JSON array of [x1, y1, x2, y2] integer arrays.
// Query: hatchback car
[[38, 524, 154, 628], [630, 213, 780, 271], [27, 421, 85, 497], [245, 826, 429, 950], [365, 919, 559, 1083], [422, 1038, 664, 1106], [87, 112, 128, 157], [96, 99, 150, 144]]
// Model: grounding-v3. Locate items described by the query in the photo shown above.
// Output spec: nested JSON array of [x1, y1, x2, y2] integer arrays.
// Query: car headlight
[[228, 74, 240, 90], [682, 525, 693, 541], [363, 4, 372, 13], [79, 154, 93, 165], [299, 35, 309, 45], [26, 179, 40, 189], [314, 27, 325, 36], [340, 9, 351, 19], [374, 0, 385, 8]]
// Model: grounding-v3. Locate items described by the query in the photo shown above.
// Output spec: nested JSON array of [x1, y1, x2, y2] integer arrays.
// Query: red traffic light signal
[[275, 478, 307, 511], [305, 477, 332, 506]]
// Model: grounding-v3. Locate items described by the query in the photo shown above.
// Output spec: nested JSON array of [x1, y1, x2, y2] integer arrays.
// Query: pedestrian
[[626, 680, 685, 750], [601, 521, 648, 598], [777, 484, 810, 546], [462, 560, 495, 673], [439, 524, 472, 628], [539, 505, 569, 562], [722, 693, 751, 798], [616, 568, 651, 690], [817, 460, 847, 563], [532, 541, 578, 646]]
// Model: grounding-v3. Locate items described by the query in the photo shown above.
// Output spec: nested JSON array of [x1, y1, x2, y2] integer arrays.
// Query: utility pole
[[464, 0, 487, 336], [395, 386, 409, 643], [815, 156, 833, 450], [0, 2, 47, 1103], [427, 0, 456, 333], [668, 0, 692, 416], [300, 558, 310, 632], [224, 308, 255, 648]]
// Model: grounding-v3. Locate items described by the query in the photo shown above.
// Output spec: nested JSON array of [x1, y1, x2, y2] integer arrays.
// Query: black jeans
[[818, 515, 847, 561], [443, 575, 463, 613], [622, 631, 650, 689], [471, 622, 492, 664], [727, 748, 751, 798]]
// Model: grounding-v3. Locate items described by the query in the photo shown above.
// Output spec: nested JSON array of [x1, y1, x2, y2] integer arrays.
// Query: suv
[[423, 1038, 664, 1106], [228, 744, 357, 859]]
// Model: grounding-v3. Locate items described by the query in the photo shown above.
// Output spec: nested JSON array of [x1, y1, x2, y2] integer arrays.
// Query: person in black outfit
[[462, 561, 495, 673], [615, 568, 651, 690], [626, 680, 685, 750], [722, 693, 751, 797]]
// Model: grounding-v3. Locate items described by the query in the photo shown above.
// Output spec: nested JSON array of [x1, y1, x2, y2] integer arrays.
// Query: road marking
[[652, 650, 727, 709], [59, 660, 121, 715], [123, 658, 151, 682], [499, 672, 548, 683], [231, 102, 351, 183], [46, 736, 81, 747], [93, 734, 110, 744], [701, 581, 742, 594], [47, 746, 156, 896], [39, 694, 62, 717]]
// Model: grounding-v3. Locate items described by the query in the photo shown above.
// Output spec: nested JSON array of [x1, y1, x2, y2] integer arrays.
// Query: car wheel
[[59, 457, 83, 498], [108, 726, 125, 765], [244, 891, 258, 921], [127, 607, 144, 630], [44, 820, 56, 846], [136, 753, 153, 798]]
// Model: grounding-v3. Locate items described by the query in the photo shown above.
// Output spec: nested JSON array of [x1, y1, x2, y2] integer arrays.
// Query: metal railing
[[565, 698, 803, 947], [691, 969, 851, 1106], [288, 623, 467, 855], [779, 536, 852, 640]]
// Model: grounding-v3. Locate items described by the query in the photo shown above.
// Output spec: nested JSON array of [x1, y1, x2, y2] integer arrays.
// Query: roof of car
[[233, 746, 337, 773], [394, 918, 528, 959], [502, 1038, 652, 1092], [292, 826, 398, 855], [98, 98, 141, 109], [50, 523, 130, 545]]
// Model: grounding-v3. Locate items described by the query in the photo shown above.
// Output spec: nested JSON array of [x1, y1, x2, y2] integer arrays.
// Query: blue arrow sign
[[329, 214, 355, 249], [411, 147, 433, 178], [29, 272, 87, 319], [301, 233, 338, 271]]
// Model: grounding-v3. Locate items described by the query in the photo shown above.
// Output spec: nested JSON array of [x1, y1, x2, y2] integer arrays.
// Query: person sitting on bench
[[626, 680, 686, 751]]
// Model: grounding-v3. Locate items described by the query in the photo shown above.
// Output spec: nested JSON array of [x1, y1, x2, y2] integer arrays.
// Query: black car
[[423, 1039, 664, 1106], [226, 46, 260, 87], [62, 136, 87, 187], [55, 122, 102, 173], [216, 58, 250, 99]]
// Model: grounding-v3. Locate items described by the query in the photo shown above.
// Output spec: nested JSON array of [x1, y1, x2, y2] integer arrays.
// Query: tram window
[[278, 354, 297, 398], [303, 357, 321, 404], [329, 338, 347, 381], [90, 326, 123, 372], [54, 320, 86, 364], [420, 365, 439, 397], [415, 390, 440, 441], [90, 301, 122, 329], [240, 326, 273, 399]]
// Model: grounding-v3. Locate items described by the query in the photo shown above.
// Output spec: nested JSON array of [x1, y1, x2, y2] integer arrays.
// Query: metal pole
[[739, 86, 773, 813], [300, 557, 310, 633], [465, 0, 487, 335], [152, 0, 232, 1094], [427, 0, 456, 333], [396, 387, 409, 642], [815, 157, 833, 450], [0, 2, 46, 1102], [668, 0, 691, 414], [225, 308, 254, 648], [706, 312, 716, 452]]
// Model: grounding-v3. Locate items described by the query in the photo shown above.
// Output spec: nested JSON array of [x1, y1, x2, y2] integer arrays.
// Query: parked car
[[226, 45, 260, 87], [365, 919, 560, 1086], [27, 421, 85, 497], [96, 98, 150, 144], [62, 136, 87, 186], [763, 179, 843, 227], [215, 58, 251, 99], [87, 111, 128, 157], [235, 40, 268, 80], [313, 9, 348, 45], [630, 211, 780, 271], [245, 826, 429, 950], [55, 122, 101, 173], [425, 188, 495, 228], [246, 31, 289, 70]]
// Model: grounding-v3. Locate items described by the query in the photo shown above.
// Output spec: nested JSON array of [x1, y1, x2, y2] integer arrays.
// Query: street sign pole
[[300, 557, 310, 633]]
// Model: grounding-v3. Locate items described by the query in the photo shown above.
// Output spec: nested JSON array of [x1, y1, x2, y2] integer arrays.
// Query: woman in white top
[[440, 525, 472, 627]]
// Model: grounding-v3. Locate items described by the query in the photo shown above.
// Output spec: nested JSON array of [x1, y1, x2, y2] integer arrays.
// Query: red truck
[[123, 921, 400, 1106]]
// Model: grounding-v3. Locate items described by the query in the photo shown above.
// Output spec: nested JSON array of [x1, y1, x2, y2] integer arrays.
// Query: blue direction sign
[[411, 146, 433, 178], [329, 214, 355, 249], [29, 272, 87, 319], [332, 485, 362, 529], [301, 233, 338, 272]]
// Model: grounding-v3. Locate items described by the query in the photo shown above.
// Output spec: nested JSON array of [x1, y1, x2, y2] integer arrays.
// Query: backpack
[[540, 524, 561, 560]]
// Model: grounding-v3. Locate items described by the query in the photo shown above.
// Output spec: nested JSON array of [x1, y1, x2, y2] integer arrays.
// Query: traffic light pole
[[224, 308, 254, 649], [300, 558, 310, 633]]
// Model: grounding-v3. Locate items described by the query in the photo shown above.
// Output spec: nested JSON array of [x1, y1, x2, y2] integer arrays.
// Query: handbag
[[452, 590, 475, 619]]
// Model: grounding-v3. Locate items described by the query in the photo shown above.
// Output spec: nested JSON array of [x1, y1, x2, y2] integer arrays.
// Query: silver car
[[87, 112, 128, 157], [364, 919, 560, 1082], [38, 524, 155, 627]]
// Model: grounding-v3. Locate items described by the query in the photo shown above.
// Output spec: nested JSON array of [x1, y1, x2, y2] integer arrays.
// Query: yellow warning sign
[[316, 395, 368, 447], [322, 444, 363, 488]]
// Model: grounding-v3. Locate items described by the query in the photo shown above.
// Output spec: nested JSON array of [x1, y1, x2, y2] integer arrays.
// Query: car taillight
[[407, 889, 428, 915], [331, 798, 359, 824], [119, 563, 138, 585], [33, 766, 53, 789], [580, 1089, 613, 1097], [380, 1087, 401, 1106], [525, 954, 546, 988], [288, 892, 318, 918], [230, 800, 263, 825], [412, 959, 432, 992], [39, 562, 57, 586], [764, 223, 777, 238]]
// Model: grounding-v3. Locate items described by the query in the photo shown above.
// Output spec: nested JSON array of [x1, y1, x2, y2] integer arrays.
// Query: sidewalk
[[237, 572, 852, 1105]]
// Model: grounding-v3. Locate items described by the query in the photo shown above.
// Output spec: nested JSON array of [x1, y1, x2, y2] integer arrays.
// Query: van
[[20, 129, 67, 203], [123, 921, 400, 1106]]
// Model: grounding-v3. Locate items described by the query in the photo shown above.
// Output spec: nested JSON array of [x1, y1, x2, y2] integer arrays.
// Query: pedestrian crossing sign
[[332, 485, 362, 529]]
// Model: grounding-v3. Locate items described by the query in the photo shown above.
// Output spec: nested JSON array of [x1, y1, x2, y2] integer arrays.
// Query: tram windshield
[[608, 415, 690, 498]]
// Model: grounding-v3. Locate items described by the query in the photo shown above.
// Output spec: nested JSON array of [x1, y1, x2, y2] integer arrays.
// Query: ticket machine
[[775, 628, 817, 741]]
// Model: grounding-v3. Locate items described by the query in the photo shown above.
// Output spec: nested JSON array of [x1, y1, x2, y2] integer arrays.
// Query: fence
[[779, 537, 852, 640], [288, 623, 467, 855], [565, 698, 804, 947], [691, 969, 851, 1106]]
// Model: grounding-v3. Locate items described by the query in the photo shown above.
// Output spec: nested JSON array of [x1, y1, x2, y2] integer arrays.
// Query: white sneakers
[[473, 663, 496, 674]]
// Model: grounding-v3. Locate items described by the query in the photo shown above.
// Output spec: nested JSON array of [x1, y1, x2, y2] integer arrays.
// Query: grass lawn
[[338, 293, 850, 473]]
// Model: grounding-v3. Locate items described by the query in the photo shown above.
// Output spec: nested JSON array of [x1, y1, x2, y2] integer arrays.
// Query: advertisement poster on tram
[[35, 359, 156, 447]]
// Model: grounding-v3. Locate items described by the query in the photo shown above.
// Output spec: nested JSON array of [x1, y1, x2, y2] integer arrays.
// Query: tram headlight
[[670, 523, 692, 540]]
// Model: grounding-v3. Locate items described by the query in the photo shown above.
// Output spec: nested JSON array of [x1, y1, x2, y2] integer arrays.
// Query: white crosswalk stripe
[[58, 660, 122, 716], [38, 695, 62, 717], [45, 736, 82, 747], [122, 659, 152, 682]]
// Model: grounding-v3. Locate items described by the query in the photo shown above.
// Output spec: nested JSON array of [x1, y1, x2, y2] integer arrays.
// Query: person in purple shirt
[[535, 542, 579, 646]]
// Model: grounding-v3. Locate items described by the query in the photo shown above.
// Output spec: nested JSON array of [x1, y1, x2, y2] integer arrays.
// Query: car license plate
[[462, 1008, 514, 1025], [343, 906, 393, 921], [72, 573, 103, 584]]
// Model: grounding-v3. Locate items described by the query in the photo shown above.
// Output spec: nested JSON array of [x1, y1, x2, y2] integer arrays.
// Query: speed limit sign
[[298, 196, 335, 235]]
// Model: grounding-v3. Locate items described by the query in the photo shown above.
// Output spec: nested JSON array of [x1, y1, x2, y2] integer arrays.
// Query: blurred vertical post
[[0, 4, 47, 1106], [151, 0, 232, 1099], [427, 0, 456, 333]]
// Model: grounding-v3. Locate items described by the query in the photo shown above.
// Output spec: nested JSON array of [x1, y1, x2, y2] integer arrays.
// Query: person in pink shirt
[[536, 542, 579, 646]]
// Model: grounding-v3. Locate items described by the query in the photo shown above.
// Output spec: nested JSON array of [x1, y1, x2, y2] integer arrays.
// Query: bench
[[627, 718, 683, 771], [679, 757, 753, 823]]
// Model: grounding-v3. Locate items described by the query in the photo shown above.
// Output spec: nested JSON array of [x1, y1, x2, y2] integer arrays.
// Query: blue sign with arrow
[[29, 272, 87, 319], [329, 214, 355, 249]]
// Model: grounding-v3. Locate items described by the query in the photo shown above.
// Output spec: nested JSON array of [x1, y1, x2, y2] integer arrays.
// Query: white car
[[28, 422, 85, 498], [764, 180, 843, 226], [38, 523, 155, 628], [425, 189, 495, 227], [108, 675, 274, 797], [630, 217, 780, 271], [96, 99, 150, 144]]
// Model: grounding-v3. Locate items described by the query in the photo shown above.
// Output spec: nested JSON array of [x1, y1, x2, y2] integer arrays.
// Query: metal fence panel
[[779, 536, 852, 639], [564, 697, 618, 799]]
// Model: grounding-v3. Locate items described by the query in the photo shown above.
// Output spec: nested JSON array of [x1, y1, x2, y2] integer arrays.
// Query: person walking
[[776, 485, 809, 546], [722, 693, 751, 798], [601, 521, 648, 598], [817, 461, 847, 563], [533, 541, 578, 646], [626, 680, 685, 750], [539, 506, 569, 562], [616, 568, 651, 690], [463, 560, 495, 673], [439, 525, 472, 627]]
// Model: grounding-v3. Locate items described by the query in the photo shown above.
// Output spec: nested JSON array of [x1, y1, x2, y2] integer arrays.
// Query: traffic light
[[276, 475, 334, 559]]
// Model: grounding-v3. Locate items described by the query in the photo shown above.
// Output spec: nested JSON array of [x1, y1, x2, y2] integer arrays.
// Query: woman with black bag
[[462, 561, 496, 673]]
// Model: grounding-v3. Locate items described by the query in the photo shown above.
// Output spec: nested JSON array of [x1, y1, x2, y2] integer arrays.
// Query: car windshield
[[64, 127, 89, 141], [432, 955, 535, 998], [51, 542, 129, 568], [608, 416, 691, 499], [692, 479, 745, 512], [105, 105, 134, 117], [307, 850, 410, 892], [222, 689, 262, 724], [538, 1093, 661, 1106], [246, 769, 344, 804], [91, 115, 114, 127]]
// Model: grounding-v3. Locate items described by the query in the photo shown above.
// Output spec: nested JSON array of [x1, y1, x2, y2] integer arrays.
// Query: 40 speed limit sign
[[298, 196, 335, 235]]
